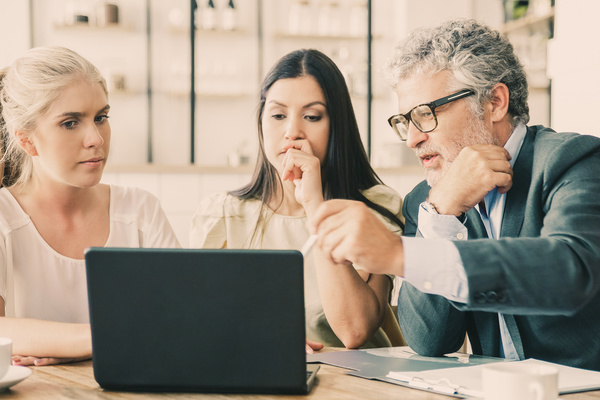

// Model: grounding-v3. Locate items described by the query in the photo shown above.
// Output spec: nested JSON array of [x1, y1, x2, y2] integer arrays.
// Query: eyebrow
[[267, 100, 327, 109], [54, 105, 111, 119]]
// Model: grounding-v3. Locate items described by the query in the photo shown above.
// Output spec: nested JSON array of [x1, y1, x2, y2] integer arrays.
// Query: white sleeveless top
[[0, 185, 180, 323]]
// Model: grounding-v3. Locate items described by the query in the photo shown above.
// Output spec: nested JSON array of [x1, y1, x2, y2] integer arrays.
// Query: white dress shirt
[[402, 123, 527, 359]]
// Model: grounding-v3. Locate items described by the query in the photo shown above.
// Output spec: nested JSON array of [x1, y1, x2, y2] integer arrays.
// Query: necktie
[[479, 200, 488, 218]]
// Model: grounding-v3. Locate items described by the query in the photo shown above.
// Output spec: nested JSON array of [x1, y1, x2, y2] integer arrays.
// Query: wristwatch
[[422, 201, 467, 223], [422, 201, 439, 214]]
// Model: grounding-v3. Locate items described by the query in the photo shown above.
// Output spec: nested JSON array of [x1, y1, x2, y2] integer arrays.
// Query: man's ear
[[15, 131, 38, 156], [488, 83, 510, 122]]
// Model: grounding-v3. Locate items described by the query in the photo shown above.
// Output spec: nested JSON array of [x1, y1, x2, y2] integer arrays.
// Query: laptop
[[85, 247, 319, 394]]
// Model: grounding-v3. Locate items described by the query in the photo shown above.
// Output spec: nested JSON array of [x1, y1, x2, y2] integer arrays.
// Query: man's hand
[[428, 144, 513, 216], [311, 200, 404, 276]]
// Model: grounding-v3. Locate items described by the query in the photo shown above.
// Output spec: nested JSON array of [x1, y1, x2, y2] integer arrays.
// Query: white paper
[[387, 358, 600, 397]]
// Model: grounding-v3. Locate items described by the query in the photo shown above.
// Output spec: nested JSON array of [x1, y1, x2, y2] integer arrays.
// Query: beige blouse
[[190, 184, 404, 348]]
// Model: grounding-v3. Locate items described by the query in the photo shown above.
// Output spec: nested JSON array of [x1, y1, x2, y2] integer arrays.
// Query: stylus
[[301, 234, 318, 257]]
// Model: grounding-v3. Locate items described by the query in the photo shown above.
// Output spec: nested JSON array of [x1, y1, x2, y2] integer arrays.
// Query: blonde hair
[[0, 46, 107, 188]]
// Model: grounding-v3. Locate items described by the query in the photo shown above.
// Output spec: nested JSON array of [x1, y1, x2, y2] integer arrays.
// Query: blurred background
[[0, 0, 598, 246]]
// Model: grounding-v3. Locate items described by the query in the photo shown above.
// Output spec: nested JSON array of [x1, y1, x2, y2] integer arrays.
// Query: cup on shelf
[[199, 0, 217, 31], [288, 0, 312, 36], [318, 2, 340, 36], [168, 8, 185, 29], [0, 337, 12, 381], [63, 0, 91, 25], [97, 3, 119, 27], [220, 0, 237, 31], [349, 0, 367, 37], [531, 0, 552, 16], [107, 72, 127, 93]]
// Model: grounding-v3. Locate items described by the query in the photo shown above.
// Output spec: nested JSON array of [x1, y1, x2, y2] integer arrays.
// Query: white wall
[[101, 171, 252, 247], [100, 168, 424, 247], [0, 0, 30, 66], [547, 0, 600, 137], [16, 1, 595, 248], [370, 0, 504, 168]]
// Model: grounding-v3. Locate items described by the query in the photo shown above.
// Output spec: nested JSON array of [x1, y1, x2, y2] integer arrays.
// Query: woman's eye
[[271, 114, 285, 120], [95, 115, 110, 124], [305, 115, 322, 122], [62, 120, 78, 130]]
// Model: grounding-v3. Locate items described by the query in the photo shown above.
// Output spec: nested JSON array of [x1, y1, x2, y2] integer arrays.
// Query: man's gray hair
[[386, 18, 529, 126]]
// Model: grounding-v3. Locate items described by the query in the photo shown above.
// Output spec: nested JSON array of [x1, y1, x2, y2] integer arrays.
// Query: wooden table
[[4, 355, 600, 399]]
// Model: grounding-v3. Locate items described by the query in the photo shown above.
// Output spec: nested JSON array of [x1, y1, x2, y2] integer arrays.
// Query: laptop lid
[[85, 247, 316, 394]]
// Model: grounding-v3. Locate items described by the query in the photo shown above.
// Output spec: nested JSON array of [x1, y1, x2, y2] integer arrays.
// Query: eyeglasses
[[387, 89, 475, 141]]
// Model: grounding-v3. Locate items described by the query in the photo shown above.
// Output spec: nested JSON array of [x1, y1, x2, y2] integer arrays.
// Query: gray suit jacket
[[399, 126, 600, 370]]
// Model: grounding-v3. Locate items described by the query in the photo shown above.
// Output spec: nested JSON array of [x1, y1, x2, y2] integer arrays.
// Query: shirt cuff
[[417, 202, 468, 240], [402, 236, 469, 303]]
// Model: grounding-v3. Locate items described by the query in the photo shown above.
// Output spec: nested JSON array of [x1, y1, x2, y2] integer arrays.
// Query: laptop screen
[[85, 247, 311, 394]]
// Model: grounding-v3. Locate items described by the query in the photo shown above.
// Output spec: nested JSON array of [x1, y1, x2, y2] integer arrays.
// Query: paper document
[[308, 347, 600, 399], [387, 358, 600, 398]]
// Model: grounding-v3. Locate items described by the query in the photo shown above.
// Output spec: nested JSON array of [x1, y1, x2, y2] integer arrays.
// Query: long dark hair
[[231, 49, 403, 232]]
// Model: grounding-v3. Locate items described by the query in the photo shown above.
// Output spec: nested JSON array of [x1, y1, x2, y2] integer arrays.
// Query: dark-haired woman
[[191, 49, 404, 351]]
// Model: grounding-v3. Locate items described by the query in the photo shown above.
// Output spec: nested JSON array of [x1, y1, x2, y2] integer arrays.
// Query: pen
[[301, 234, 318, 257]]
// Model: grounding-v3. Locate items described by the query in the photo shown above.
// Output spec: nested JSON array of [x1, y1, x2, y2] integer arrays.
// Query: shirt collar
[[504, 122, 527, 169], [481, 123, 528, 227]]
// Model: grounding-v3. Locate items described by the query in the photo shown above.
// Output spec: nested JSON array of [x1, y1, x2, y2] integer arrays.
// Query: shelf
[[104, 164, 255, 174], [104, 164, 424, 176], [164, 90, 254, 99], [53, 22, 134, 32], [274, 32, 369, 41], [168, 26, 248, 35], [109, 90, 145, 97], [502, 7, 555, 33]]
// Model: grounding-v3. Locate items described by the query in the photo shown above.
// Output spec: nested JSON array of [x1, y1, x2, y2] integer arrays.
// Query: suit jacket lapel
[[498, 127, 536, 361], [500, 127, 535, 238], [465, 208, 488, 239]]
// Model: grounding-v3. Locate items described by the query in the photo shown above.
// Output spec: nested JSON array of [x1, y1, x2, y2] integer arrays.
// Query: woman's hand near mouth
[[281, 141, 324, 218]]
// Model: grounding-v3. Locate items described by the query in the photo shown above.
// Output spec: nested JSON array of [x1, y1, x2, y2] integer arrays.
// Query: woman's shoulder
[[108, 184, 163, 217], [0, 188, 18, 210], [0, 188, 29, 231], [109, 185, 158, 206], [194, 192, 262, 219], [362, 184, 404, 213]]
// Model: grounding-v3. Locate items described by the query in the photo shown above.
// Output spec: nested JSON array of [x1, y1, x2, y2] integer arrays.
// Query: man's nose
[[405, 123, 428, 149]]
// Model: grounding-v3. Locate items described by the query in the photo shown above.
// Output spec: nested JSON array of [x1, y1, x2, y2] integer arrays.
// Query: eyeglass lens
[[392, 104, 437, 138]]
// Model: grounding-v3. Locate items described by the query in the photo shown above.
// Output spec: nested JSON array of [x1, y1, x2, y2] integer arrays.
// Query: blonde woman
[[0, 46, 180, 366]]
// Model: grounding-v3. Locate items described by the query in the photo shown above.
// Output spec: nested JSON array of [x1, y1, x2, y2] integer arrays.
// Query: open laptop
[[85, 247, 319, 394]]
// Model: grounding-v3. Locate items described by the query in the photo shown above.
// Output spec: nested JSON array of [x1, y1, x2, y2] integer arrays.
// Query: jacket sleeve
[[455, 132, 600, 315]]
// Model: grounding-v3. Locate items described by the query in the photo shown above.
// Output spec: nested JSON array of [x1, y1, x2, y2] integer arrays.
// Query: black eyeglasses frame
[[387, 89, 476, 141]]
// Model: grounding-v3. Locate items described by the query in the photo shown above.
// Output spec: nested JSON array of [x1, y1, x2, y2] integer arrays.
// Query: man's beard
[[417, 115, 497, 188]]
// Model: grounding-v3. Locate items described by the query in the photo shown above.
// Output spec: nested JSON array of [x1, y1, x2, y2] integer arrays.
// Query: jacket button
[[474, 293, 486, 304], [497, 291, 507, 303]]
